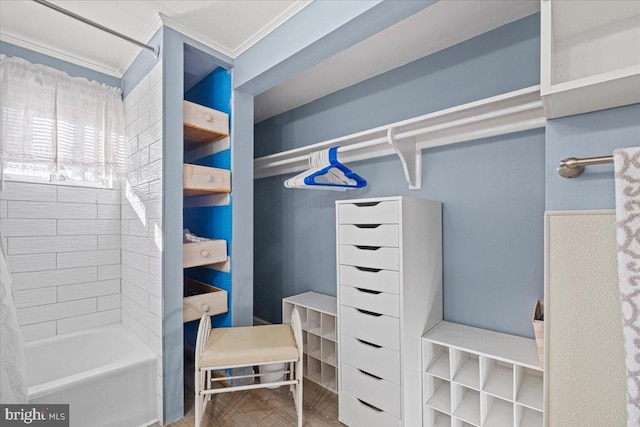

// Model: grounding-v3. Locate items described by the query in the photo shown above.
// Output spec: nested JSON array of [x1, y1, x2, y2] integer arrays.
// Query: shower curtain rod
[[557, 155, 613, 178], [32, 0, 159, 58]]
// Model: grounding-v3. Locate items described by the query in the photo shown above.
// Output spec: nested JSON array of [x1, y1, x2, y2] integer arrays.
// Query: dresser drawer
[[342, 363, 401, 419], [339, 224, 399, 247], [183, 100, 229, 148], [339, 392, 401, 427], [341, 334, 400, 384], [339, 245, 399, 271], [339, 265, 399, 294], [338, 201, 399, 224], [340, 285, 399, 318], [340, 305, 399, 351], [183, 164, 230, 196], [183, 278, 228, 323], [183, 240, 227, 268]]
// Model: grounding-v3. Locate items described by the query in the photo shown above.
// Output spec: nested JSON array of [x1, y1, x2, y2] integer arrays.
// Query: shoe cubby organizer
[[282, 291, 337, 393], [423, 322, 543, 427]]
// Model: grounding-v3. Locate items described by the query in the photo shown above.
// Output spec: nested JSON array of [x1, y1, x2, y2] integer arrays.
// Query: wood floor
[[170, 378, 343, 427]]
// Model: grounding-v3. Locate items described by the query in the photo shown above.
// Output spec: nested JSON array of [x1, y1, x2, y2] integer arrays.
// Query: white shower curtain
[[0, 232, 27, 403], [614, 147, 640, 426]]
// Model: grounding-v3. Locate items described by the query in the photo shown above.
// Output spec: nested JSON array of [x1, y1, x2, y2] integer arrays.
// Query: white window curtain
[[0, 55, 125, 187]]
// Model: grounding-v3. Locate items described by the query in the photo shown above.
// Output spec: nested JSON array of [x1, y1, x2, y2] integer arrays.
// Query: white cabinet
[[541, 0, 640, 118], [337, 196, 443, 427], [282, 291, 338, 392], [423, 321, 543, 427]]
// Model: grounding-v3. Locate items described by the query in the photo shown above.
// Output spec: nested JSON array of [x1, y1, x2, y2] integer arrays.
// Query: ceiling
[[0, 0, 310, 77], [254, 0, 540, 123], [0, 0, 540, 123]]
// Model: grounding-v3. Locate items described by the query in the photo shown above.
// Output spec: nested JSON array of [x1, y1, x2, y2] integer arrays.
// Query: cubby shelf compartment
[[283, 292, 338, 393], [183, 164, 231, 197], [183, 100, 229, 151], [422, 321, 543, 427], [424, 407, 451, 427], [541, 0, 640, 118]]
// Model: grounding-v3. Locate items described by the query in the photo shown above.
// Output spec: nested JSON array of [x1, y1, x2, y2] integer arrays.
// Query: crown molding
[[159, 12, 235, 58], [232, 0, 313, 57], [117, 13, 163, 76], [0, 31, 122, 77]]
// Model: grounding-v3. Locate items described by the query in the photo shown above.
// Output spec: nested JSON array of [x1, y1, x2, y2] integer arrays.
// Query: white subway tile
[[21, 322, 57, 342], [57, 219, 120, 235], [8, 253, 56, 273], [122, 280, 149, 309], [120, 219, 129, 235], [57, 309, 120, 334], [149, 141, 162, 163], [149, 332, 162, 355], [149, 256, 162, 278], [138, 120, 162, 149], [149, 62, 162, 87], [8, 201, 97, 219], [145, 200, 162, 220], [122, 250, 149, 272], [8, 235, 97, 255], [138, 159, 162, 184], [138, 236, 162, 258], [125, 103, 138, 126], [58, 279, 120, 302], [57, 249, 120, 269], [121, 235, 138, 252], [98, 265, 120, 280], [121, 295, 140, 320], [97, 189, 121, 205], [128, 219, 148, 237], [122, 265, 160, 297], [14, 288, 57, 308], [138, 82, 161, 117], [98, 235, 120, 250], [1, 219, 56, 237], [98, 294, 121, 311], [57, 186, 98, 203], [148, 179, 162, 200], [127, 314, 149, 344], [149, 294, 162, 317], [126, 110, 150, 138], [0, 182, 57, 201], [1, 201, 7, 219], [125, 170, 139, 187], [127, 147, 150, 171], [138, 308, 161, 337], [12, 267, 97, 290], [17, 298, 96, 325], [131, 183, 150, 201], [98, 204, 120, 220], [124, 75, 150, 111]]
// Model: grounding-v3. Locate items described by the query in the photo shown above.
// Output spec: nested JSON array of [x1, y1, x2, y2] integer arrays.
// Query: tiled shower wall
[[0, 181, 122, 341], [121, 61, 163, 419]]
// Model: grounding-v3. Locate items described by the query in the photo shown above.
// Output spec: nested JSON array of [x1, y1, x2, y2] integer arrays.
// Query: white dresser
[[336, 196, 443, 427]]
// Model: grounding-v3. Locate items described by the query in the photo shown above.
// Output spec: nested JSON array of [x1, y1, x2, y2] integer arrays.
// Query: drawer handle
[[356, 398, 383, 412], [356, 287, 381, 295], [205, 174, 215, 182], [355, 245, 381, 251], [354, 224, 381, 229], [201, 250, 210, 258], [201, 304, 209, 313], [204, 113, 213, 122], [358, 369, 382, 380], [356, 308, 383, 317], [354, 202, 380, 207], [355, 266, 381, 273], [357, 339, 382, 349]]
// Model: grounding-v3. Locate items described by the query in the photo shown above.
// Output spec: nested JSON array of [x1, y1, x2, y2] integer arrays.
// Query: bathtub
[[26, 324, 157, 427]]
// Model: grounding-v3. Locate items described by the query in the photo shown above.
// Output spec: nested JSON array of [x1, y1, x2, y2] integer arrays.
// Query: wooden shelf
[[183, 100, 229, 151], [183, 278, 228, 323], [183, 164, 230, 197], [183, 239, 227, 268]]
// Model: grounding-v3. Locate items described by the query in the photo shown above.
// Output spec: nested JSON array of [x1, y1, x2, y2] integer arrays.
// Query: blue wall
[[254, 14, 544, 338], [545, 103, 640, 211], [0, 40, 120, 87]]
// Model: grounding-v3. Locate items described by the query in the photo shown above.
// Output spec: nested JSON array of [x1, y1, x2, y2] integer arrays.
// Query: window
[[0, 55, 125, 187]]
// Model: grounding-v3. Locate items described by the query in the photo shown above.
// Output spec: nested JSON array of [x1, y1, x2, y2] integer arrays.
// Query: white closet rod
[[254, 85, 545, 187]]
